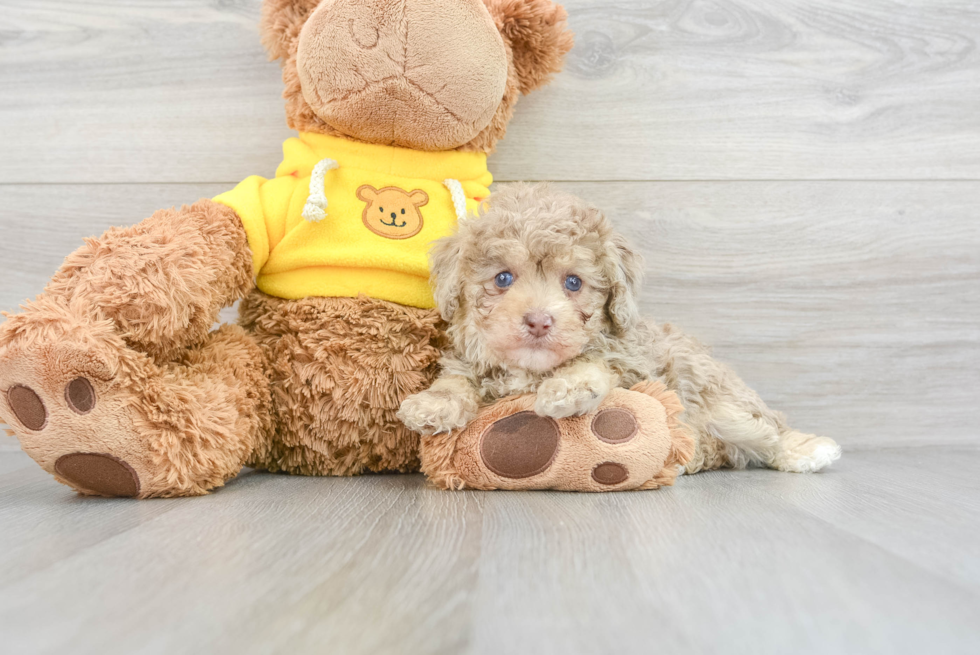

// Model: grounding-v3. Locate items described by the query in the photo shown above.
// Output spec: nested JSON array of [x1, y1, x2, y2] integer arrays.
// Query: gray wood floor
[[1, 1, 979, 653], [1, 447, 978, 654]]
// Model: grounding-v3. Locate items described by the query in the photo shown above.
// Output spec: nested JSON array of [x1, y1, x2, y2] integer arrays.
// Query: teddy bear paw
[[0, 335, 147, 497], [432, 385, 692, 492], [0, 313, 253, 498]]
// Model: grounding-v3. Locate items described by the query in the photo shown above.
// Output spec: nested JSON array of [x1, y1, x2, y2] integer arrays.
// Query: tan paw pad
[[6, 385, 47, 431], [65, 377, 97, 415], [591, 461, 630, 486], [54, 453, 140, 498], [591, 408, 638, 444], [480, 411, 560, 479]]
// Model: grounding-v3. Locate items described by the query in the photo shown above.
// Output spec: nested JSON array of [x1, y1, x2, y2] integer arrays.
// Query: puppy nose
[[523, 312, 554, 337]]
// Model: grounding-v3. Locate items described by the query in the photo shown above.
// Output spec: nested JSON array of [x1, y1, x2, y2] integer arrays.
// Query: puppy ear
[[484, 0, 575, 94], [604, 232, 645, 334], [429, 231, 465, 322], [261, 0, 322, 62]]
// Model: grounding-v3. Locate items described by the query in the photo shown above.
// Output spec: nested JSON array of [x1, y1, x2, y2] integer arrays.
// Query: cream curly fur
[[398, 183, 841, 474]]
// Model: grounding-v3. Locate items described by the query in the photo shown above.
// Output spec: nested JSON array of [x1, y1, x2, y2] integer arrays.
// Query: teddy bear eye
[[494, 271, 514, 288], [401, 208, 406, 214], [564, 275, 582, 292], [379, 207, 384, 212]]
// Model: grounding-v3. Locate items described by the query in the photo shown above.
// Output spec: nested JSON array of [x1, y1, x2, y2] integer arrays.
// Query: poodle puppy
[[398, 184, 841, 474]]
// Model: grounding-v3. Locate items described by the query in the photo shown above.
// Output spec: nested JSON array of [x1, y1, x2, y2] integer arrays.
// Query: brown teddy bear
[[0, 0, 575, 498]]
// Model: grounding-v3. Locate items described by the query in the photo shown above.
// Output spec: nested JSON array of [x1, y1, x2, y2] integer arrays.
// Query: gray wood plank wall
[[1, 0, 978, 450]]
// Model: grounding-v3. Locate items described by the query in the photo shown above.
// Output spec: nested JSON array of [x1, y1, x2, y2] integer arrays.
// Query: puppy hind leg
[[683, 433, 735, 474], [701, 403, 784, 471], [769, 429, 842, 473], [695, 398, 840, 474], [706, 403, 841, 473]]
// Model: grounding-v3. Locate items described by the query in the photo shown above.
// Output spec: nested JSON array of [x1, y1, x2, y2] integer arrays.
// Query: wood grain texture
[[0, 448, 978, 655], [1, 1, 979, 183], [2, 181, 977, 448], [1, 2, 978, 653]]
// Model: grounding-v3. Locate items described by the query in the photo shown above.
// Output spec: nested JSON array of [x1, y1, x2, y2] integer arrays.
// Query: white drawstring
[[302, 157, 339, 222], [443, 178, 468, 222]]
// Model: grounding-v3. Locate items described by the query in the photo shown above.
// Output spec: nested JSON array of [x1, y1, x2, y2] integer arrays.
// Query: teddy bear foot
[[0, 302, 268, 498], [0, 310, 143, 496], [5, 367, 148, 498], [419, 381, 695, 492]]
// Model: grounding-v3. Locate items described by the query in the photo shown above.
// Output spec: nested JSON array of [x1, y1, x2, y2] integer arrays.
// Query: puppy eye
[[494, 271, 514, 289], [564, 275, 583, 292]]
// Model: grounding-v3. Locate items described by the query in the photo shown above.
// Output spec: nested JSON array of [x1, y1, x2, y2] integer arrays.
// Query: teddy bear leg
[[421, 382, 695, 492], [42, 199, 254, 361], [0, 300, 271, 497], [239, 292, 443, 476], [0, 199, 266, 496]]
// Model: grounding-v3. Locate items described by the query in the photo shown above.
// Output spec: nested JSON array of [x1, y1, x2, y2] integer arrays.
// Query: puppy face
[[431, 184, 644, 373], [471, 236, 607, 372]]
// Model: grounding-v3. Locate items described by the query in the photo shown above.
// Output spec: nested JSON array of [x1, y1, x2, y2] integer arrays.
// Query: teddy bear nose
[[391, 212, 398, 219], [523, 312, 554, 338]]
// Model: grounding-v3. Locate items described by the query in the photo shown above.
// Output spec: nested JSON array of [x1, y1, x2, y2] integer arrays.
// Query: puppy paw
[[771, 431, 842, 473], [534, 378, 604, 419], [398, 389, 478, 435]]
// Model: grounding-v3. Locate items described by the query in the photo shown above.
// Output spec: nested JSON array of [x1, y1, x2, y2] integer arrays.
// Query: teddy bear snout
[[296, 0, 508, 150]]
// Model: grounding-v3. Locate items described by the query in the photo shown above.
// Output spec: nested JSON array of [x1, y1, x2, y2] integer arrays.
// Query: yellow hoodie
[[214, 132, 492, 309]]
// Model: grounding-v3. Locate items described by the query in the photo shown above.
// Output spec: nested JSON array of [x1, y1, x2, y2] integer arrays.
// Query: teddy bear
[[0, 0, 576, 498]]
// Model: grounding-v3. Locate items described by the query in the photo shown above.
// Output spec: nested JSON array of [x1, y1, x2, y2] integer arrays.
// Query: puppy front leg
[[535, 359, 618, 419], [398, 375, 481, 435]]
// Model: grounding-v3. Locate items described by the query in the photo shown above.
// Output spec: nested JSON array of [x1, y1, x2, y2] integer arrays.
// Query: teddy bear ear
[[484, 0, 575, 95], [356, 185, 379, 202], [260, 0, 322, 62], [409, 190, 430, 207]]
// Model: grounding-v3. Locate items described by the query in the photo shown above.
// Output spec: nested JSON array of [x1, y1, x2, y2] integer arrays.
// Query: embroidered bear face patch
[[356, 185, 428, 239]]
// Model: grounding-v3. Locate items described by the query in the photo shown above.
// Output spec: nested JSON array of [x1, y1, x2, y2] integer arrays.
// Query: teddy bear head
[[261, 0, 574, 153]]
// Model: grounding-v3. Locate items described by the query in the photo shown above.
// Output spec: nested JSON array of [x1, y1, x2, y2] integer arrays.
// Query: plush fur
[[265, 0, 572, 152], [399, 184, 843, 474], [0, 1, 574, 497], [239, 291, 444, 475], [44, 200, 253, 363], [294, 0, 509, 150]]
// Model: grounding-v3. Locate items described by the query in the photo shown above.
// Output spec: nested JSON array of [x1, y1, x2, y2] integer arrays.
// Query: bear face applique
[[356, 185, 429, 240]]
